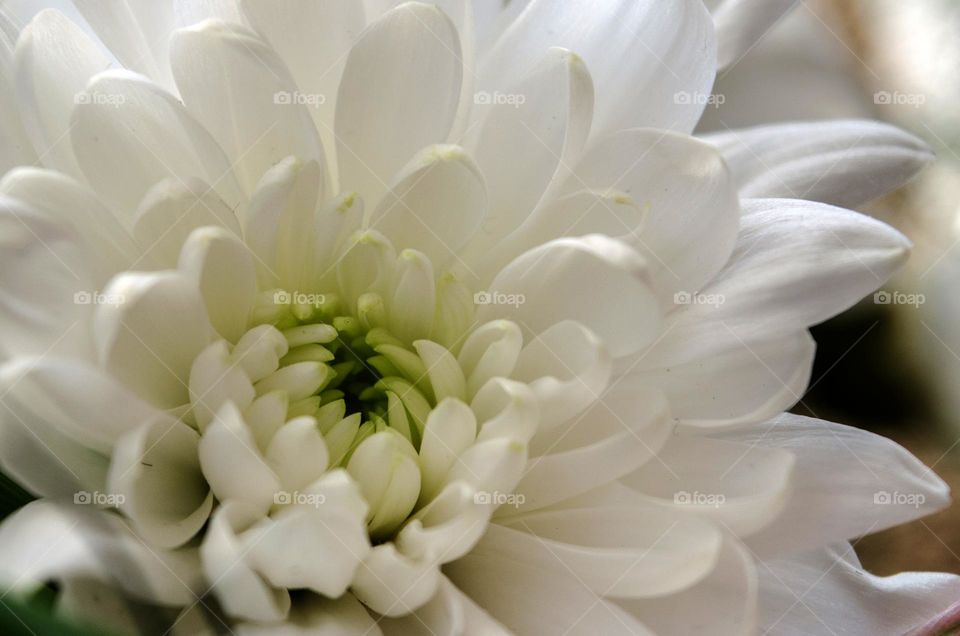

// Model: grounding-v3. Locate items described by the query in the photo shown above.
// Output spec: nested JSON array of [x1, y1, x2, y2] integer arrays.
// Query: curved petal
[[132, 177, 242, 269], [483, 235, 661, 357], [335, 2, 462, 204], [620, 535, 758, 635], [445, 550, 653, 635], [620, 433, 795, 538], [0, 167, 138, 285], [468, 46, 593, 250], [712, 413, 952, 557], [758, 544, 960, 636], [712, 0, 800, 69], [369, 144, 486, 267], [236, 593, 380, 636], [479, 0, 715, 136], [170, 20, 327, 194], [13, 9, 109, 176], [704, 120, 933, 207], [512, 320, 611, 431], [557, 128, 740, 301], [71, 70, 244, 216], [94, 270, 213, 409], [515, 384, 673, 512], [0, 500, 202, 606], [108, 416, 213, 548], [351, 542, 440, 617], [0, 195, 94, 359]]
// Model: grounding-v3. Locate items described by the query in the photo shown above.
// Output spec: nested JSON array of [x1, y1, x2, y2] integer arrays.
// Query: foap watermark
[[74, 490, 125, 506], [874, 290, 925, 307], [74, 91, 126, 108], [74, 290, 126, 306], [674, 291, 725, 308], [673, 90, 725, 108], [274, 490, 327, 508], [274, 90, 326, 108], [474, 490, 525, 508], [474, 90, 526, 108], [874, 90, 926, 108], [673, 490, 726, 508], [274, 290, 327, 305], [474, 291, 525, 308], [874, 490, 926, 509]]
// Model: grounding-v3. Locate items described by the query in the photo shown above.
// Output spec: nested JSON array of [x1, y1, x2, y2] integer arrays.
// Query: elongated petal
[[479, 0, 714, 136], [713, 0, 800, 69], [704, 120, 933, 207], [72, 70, 244, 215], [370, 145, 486, 267], [0, 500, 203, 606], [13, 9, 108, 176], [108, 416, 213, 548], [713, 413, 951, 556], [335, 2, 462, 204], [171, 20, 327, 194], [758, 544, 960, 636], [483, 235, 660, 357], [94, 270, 212, 408], [0, 196, 94, 358]]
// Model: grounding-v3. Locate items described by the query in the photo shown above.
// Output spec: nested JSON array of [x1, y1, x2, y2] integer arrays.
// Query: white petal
[[171, 20, 327, 195], [456, 320, 522, 399], [335, 2, 462, 204], [370, 145, 486, 267], [512, 320, 610, 431], [471, 377, 538, 445], [704, 120, 933, 207], [389, 249, 435, 343], [630, 331, 815, 429], [712, 0, 800, 69], [712, 413, 951, 557], [347, 431, 421, 540], [0, 167, 137, 285], [132, 177, 241, 269], [0, 195, 94, 358], [199, 402, 281, 514], [13, 9, 109, 176], [400, 481, 489, 563], [244, 156, 321, 290], [94, 270, 212, 408], [73, 0, 177, 88], [483, 235, 661, 357], [620, 535, 758, 635], [243, 503, 370, 597], [468, 47, 592, 247], [379, 577, 469, 636], [487, 505, 723, 598], [0, 355, 159, 454], [412, 340, 466, 403], [178, 226, 257, 343], [514, 384, 672, 512], [446, 549, 653, 635], [188, 340, 255, 432], [0, 500, 202, 606], [418, 398, 477, 505], [266, 415, 329, 492], [351, 543, 440, 617], [557, 128, 740, 301], [239, 0, 365, 170], [71, 70, 244, 215], [108, 416, 213, 548], [336, 230, 397, 312], [0, 358, 110, 498], [758, 544, 960, 636], [201, 501, 291, 623], [621, 433, 794, 538], [478, 0, 714, 136], [645, 198, 910, 359], [445, 437, 526, 500], [237, 593, 381, 636]]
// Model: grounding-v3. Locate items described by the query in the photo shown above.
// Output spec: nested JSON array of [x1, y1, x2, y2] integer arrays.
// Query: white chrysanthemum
[[0, 1, 956, 635]]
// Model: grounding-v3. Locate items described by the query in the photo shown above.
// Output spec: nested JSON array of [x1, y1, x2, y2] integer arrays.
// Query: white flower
[[0, 1, 954, 635]]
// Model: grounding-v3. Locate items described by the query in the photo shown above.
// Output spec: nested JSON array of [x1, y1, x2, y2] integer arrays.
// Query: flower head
[[0, 1, 954, 634]]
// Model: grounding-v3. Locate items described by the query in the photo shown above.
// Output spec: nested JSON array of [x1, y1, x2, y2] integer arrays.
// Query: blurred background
[[698, 0, 960, 575]]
